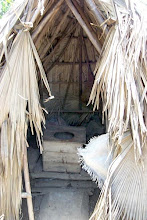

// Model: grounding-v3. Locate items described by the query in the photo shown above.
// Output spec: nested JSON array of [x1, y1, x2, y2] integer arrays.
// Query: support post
[[79, 28, 83, 110], [23, 146, 34, 220]]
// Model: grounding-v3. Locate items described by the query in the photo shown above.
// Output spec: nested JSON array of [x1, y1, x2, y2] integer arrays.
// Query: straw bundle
[[89, 0, 147, 161], [0, 29, 52, 219]]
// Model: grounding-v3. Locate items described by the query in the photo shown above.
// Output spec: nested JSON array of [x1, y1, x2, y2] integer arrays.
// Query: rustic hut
[[0, 0, 146, 219]]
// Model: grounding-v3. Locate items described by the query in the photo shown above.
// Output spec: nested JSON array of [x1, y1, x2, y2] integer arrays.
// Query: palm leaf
[[90, 132, 147, 220], [0, 30, 52, 219], [89, 0, 147, 160], [78, 133, 112, 188]]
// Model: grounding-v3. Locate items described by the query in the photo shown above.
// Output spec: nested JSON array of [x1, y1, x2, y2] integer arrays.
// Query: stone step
[[32, 187, 94, 196], [31, 179, 97, 189], [30, 171, 91, 181]]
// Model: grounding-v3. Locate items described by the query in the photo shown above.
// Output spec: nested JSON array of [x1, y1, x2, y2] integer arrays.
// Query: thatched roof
[[0, 0, 147, 219]]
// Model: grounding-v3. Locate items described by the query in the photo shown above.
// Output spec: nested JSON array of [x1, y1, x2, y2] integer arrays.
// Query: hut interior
[[23, 1, 107, 219], [33, 0, 103, 115]]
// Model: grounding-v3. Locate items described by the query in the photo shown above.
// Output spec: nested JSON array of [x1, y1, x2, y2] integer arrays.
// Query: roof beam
[[32, 0, 64, 40], [45, 36, 72, 72], [44, 26, 77, 72], [65, 0, 102, 54], [41, 18, 76, 60], [85, 0, 108, 35], [73, 0, 97, 37], [30, 0, 48, 24], [39, 8, 70, 59]]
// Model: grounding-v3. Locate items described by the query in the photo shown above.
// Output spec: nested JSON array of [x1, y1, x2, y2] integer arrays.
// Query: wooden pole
[[45, 30, 76, 72], [72, 0, 97, 37], [31, 0, 53, 32], [39, 8, 70, 58], [41, 19, 76, 60], [32, 0, 64, 40], [79, 27, 83, 110], [34, 8, 62, 47], [85, 0, 108, 35], [23, 146, 34, 220], [46, 37, 72, 71], [65, 0, 102, 54]]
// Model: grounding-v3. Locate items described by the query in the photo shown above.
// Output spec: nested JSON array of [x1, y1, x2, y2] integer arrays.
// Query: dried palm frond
[[0, 0, 28, 45], [78, 133, 112, 188], [89, 0, 147, 161], [90, 131, 147, 220], [0, 0, 29, 65], [0, 29, 52, 219]]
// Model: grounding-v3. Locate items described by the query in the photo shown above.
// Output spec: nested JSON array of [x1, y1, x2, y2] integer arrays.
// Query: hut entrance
[[22, 1, 106, 219]]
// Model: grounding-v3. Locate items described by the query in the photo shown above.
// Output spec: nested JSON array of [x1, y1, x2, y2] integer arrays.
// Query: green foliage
[[0, 0, 14, 18]]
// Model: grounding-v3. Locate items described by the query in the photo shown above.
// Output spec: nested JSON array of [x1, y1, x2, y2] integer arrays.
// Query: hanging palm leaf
[[0, 29, 52, 219], [87, 1, 147, 219], [89, 0, 147, 161]]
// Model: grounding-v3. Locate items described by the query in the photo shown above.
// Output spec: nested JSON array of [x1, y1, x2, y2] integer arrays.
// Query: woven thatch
[[0, 0, 146, 219]]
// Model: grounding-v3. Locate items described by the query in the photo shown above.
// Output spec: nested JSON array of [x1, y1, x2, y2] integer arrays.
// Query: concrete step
[[36, 189, 89, 220], [31, 179, 97, 189], [22, 188, 100, 219], [30, 170, 91, 181], [32, 187, 94, 196]]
